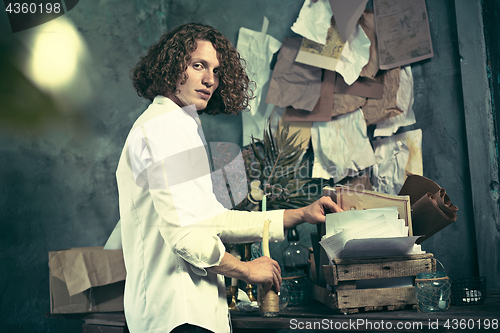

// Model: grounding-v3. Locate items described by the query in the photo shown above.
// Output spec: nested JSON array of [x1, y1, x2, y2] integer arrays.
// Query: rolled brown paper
[[411, 192, 457, 244]]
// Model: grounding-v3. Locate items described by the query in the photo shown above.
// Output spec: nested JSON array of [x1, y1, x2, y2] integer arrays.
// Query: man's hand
[[302, 196, 343, 225], [207, 252, 281, 292], [283, 196, 343, 229], [242, 256, 281, 292]]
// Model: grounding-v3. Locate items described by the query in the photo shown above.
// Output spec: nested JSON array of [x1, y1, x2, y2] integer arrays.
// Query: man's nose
[[202, 71, 215, 87]]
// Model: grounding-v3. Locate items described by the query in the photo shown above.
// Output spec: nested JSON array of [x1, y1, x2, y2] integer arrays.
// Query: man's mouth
[[196, 89, 211, 100]]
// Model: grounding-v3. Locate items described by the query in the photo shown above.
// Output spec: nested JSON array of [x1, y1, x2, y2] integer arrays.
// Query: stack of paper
[[319, 207, 423, 259]]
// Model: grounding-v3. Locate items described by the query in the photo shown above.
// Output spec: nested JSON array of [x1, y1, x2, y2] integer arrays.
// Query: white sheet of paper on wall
[[236, 26, 282, 146], [291, 0, 333, 45], [374, 66, 416, 137], [311, 108, 375, 182]]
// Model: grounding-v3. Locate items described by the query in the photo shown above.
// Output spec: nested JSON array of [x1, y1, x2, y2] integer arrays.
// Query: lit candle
[[262, 194, 267, 212]]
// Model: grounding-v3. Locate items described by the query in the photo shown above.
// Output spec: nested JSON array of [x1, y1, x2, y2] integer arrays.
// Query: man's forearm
[[207, 252, 249, 280], [206, 252, 282, 288], [283, 208, 306, 230]]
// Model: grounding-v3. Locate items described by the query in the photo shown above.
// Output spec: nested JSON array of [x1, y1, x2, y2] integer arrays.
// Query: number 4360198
[[5, 2, 61, 14]]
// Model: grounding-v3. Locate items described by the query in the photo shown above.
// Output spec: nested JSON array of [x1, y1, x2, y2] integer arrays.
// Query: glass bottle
[[282, 227, 310, 276]]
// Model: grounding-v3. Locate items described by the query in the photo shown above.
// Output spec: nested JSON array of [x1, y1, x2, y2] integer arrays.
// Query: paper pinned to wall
[[295, 16, 370, 85], [374, 65, 416, 136], [265, 36, 322, 112], [373, 0, 434, 70], [371, 137, 410, 196], [371, 128, 423, 195], [291, 0, 333, 45], [361, 67, 402, 125], [329, 0, 369, 42], [236, 25, 282, 146], [311, 108, 375, 182]]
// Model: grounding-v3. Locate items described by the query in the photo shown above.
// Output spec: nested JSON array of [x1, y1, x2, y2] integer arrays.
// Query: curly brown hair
[[131, 22, 254, 115]]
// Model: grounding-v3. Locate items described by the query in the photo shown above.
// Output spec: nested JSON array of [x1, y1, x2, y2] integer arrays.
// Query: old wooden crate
[[314, 253, 435, 314]]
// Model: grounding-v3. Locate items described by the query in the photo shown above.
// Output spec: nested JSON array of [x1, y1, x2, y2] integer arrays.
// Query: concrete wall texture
[[0, 0, 493, 332]]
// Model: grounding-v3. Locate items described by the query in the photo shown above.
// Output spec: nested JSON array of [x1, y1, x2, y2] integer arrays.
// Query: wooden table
[[48, 291, 500, 332]]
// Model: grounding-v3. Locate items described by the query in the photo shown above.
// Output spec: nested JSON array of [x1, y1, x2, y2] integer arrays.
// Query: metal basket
[[450, 277, 486, 305]]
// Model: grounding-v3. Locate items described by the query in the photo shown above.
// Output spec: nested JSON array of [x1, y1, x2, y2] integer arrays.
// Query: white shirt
[[116, 96, 285, 333]]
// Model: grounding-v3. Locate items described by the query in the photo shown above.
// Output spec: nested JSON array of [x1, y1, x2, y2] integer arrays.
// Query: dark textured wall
[[0, 1, 485, 332]]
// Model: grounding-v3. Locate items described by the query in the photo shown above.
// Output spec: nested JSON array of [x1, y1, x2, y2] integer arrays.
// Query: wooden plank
[[82, 323, 127, 333], [335, 258, 433, 281], [455, 0, 500, 290], [336, 281, 356, 290], [336, 287, 417, 309], [332, 253, 434, 265]]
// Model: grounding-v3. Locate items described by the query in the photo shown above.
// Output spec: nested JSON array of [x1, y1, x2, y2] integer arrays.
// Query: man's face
[[175, 40, 220, 110]]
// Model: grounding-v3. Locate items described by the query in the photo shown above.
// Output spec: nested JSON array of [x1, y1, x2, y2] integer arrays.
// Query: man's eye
[[213, 69, 220, 76], [193, 63, 204, 69]]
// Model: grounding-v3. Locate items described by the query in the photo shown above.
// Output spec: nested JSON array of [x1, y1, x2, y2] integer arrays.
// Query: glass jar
[[281, 270, 311, 306], [415, 271, 451, 312]]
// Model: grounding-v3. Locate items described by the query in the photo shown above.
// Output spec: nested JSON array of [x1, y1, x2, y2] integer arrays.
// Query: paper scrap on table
[[236, 26, 282, 146], [295, 17, 370, 85], [311, 108, 375, 182], [265, 36, 322, 112], [329, 0, 369, 42], [291, 0, 333, 45], [371, 129, 423, 195], [374, 66, 416, 136], [373, 0, 434, 70]]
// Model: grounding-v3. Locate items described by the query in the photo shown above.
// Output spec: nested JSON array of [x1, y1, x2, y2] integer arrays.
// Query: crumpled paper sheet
[[311, 108, 375, 182], [371, 129, 423, 195], [237, 27, 282, 146], [371, 136, 410, 195], [291, 0, 333, 45], [332, 90, 367, 117], [266, 37, 322, 112], [335, 22, 371, 85], [329, 0, 369, 42], [358, 11, 379, 79], [361, 67, 402, 125], [374, 65, 416, 136]]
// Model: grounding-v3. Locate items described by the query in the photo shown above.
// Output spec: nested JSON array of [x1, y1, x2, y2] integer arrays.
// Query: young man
[[117, 23, 341, 333]]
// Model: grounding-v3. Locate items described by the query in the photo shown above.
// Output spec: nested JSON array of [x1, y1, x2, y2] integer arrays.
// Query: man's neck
[[168, 95, 187, 108]]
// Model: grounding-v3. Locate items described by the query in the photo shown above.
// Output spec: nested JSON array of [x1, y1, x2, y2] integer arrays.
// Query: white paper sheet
[[295, 22, 370, 85], [311, 109, 375, 182], [371, 128, 423, 194], [236, 26, 282, 146], [320, 216, 403, 260], [291, 0, 333, 45], [325, 207, 399, 238], [334, 22, 371, 85], [374, 65, 416, 136], [339, 236, 421, 258], [371, 138, 409, 195]]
